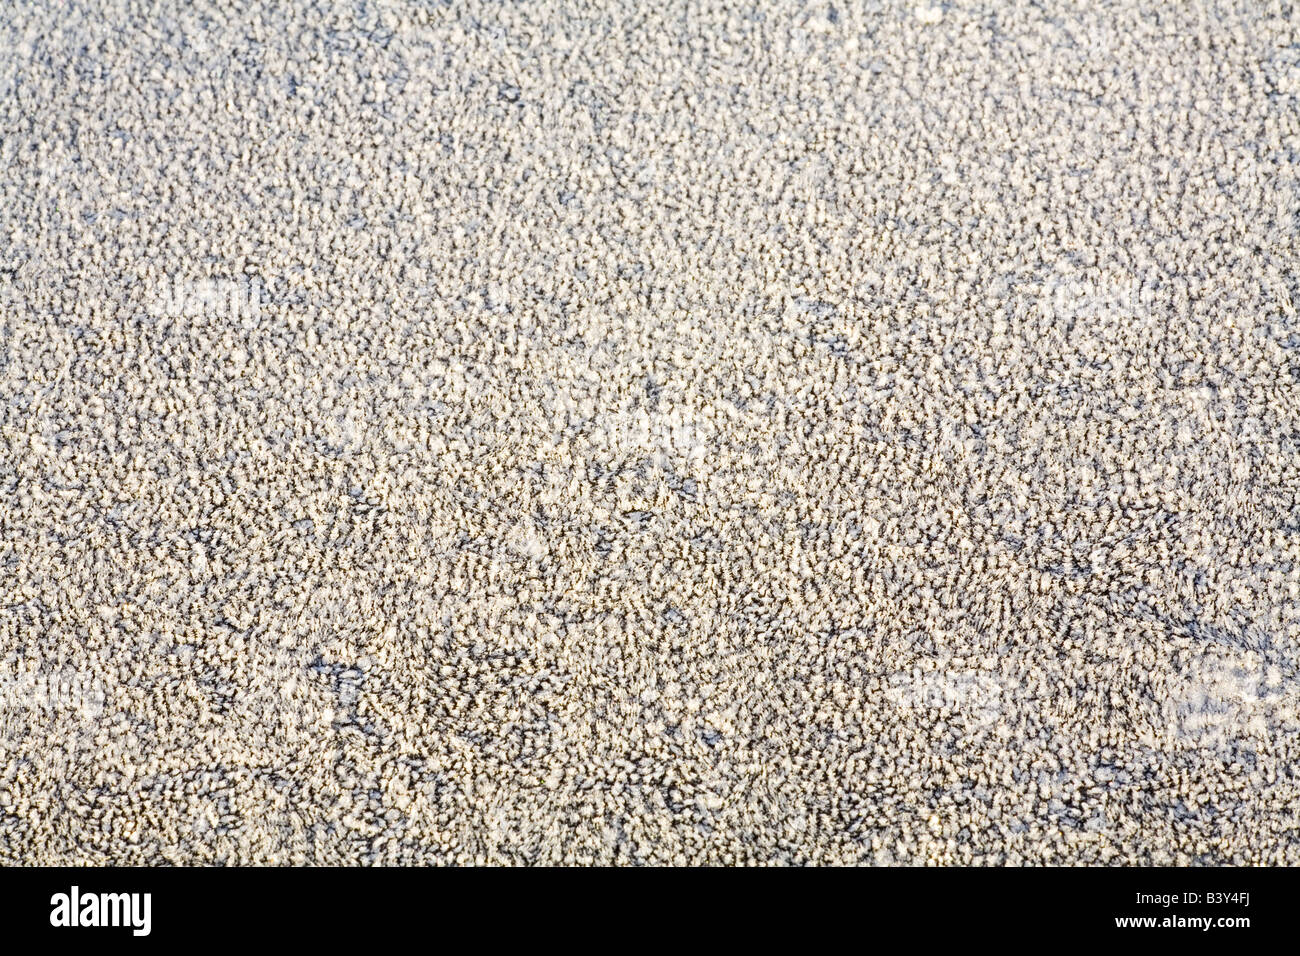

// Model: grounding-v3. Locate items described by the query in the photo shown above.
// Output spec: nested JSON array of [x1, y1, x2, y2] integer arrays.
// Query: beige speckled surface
[[1, 0, 1298, 864]]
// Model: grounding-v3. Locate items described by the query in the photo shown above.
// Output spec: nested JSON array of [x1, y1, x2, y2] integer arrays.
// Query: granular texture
[[1, 0, 1298, 864]]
